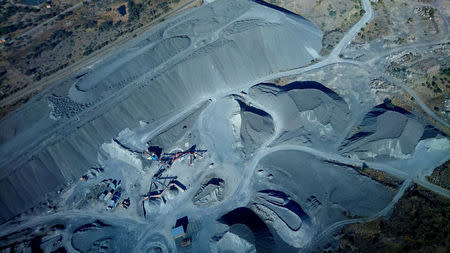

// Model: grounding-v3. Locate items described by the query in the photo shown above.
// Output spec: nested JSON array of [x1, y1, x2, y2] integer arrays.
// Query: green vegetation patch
[[427, 160, 450, 190], [355, 163, 403, 191], [29, 29, 73, 58], [127, 0, 143, 21], [338, 184, 450, 252]]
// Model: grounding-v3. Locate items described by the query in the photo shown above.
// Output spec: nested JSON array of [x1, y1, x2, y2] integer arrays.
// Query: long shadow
[[252, 81, 346, 103], [258, 190, 310, 223], [346, 100, 446, 142], [252, 0, 308, 22], [236, 99, 272, 118], [219, 207, 275, 253]]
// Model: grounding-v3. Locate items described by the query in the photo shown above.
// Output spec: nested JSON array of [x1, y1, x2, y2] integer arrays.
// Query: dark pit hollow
[[219, 207, 274, 253], [117, 5, 127, 16]]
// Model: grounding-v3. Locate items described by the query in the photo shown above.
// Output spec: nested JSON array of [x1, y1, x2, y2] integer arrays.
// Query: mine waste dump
[[0, 0, 448, 252]]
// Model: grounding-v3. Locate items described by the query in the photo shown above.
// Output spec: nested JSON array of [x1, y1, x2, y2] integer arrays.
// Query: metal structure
[[142, 144, 205, 204], [146, 145, 207, 169], [144, 175, 186, 201]]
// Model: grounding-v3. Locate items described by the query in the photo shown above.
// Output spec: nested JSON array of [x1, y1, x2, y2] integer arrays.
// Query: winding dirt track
[[0, 1, 449, 251]]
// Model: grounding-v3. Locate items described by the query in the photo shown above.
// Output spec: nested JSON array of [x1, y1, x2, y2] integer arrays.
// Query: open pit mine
[[0, 0, 449, 252]]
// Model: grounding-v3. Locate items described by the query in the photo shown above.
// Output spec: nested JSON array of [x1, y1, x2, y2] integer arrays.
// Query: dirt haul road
[[0, 0, 449, 252]]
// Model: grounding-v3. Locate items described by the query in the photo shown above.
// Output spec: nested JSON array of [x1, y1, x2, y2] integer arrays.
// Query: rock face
[[254, 150, 394, 226], [339, 101, 443, 160], [248, 82, 350, 150], [237, 99, 274, 154], [0, 0, 322, 221], [193, 177, 225, 206]]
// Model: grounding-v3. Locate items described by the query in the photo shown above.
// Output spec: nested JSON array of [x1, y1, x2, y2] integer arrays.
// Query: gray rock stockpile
[[0, 0, 322, 221]]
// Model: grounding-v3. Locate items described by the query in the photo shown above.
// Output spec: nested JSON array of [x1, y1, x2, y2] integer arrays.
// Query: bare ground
[[0, 0, 196, 119]]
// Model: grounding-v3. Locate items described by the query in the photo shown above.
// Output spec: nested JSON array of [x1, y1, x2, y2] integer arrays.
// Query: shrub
[[99, 20, 113, 31], [128, 0, 143, 21], [82, 20, 98, 29], [0, 66, 7, 77]]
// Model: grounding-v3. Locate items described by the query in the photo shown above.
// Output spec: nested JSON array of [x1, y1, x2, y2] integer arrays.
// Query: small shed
[[172, 216, 189, 239], [171, 226, 185, 239]]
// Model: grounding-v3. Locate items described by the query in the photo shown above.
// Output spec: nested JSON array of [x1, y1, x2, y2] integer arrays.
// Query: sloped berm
[[0, 0, 322, 221], [236, 98, 275, 154], [339, 100, 447, 160], [248, 81, 350, 150]]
